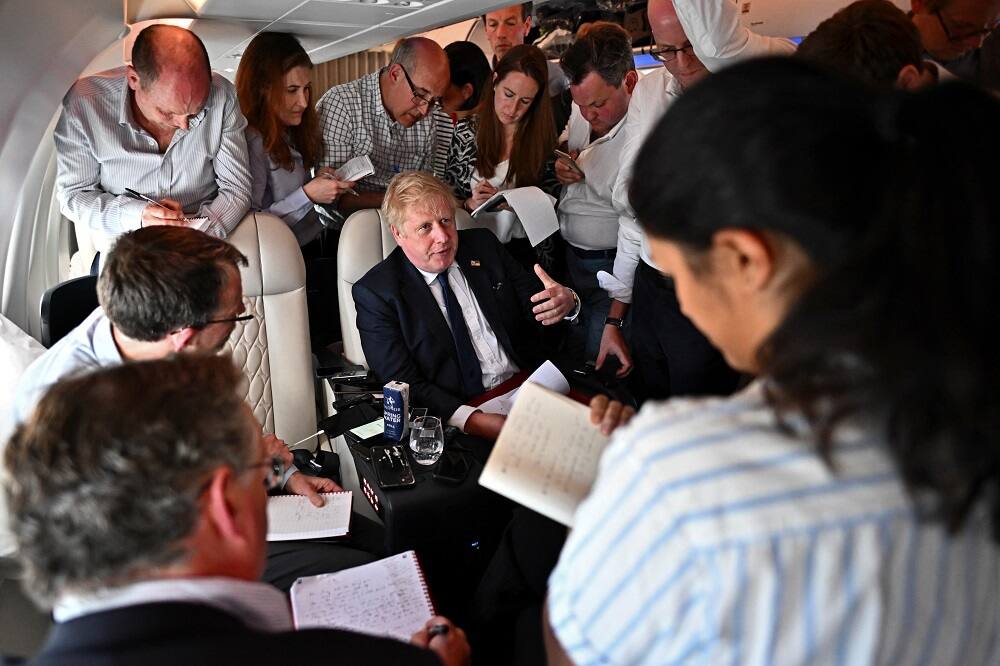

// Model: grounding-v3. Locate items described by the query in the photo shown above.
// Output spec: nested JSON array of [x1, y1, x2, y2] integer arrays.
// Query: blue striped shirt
[[548, 382, 999, 665], [53, 67, 251, 249]]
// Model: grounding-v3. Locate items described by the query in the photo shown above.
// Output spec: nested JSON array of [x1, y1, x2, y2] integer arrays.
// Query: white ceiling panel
[[260, 21, 367, 39], [283, 2, 406, 27]]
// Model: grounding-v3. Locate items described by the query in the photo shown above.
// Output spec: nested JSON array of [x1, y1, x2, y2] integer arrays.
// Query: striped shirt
[[315, 70, 435, 214], [53, 67, 251, 249], [548, 381, 999, 665]]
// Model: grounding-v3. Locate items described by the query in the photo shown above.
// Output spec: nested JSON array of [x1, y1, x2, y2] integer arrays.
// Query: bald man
[[54, 24, 251, 249], [316, 37, 451, 218]]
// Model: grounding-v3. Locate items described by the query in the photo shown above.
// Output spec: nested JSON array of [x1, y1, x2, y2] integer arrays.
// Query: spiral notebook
[[266, 491, 352, 541], [290, 551, 434, 641]]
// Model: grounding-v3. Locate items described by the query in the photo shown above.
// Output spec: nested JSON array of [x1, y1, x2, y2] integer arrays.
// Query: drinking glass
[[409, 416, 444, 465]]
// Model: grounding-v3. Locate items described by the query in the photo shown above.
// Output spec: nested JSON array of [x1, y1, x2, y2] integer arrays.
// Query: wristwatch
[[604, 317, 624, 328]]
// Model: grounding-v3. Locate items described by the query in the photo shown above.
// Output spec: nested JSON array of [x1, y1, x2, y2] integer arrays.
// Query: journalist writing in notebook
[[5, 355, 470, 666]]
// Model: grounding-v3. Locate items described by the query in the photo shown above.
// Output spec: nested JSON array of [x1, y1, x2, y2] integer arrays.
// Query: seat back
[[223, 212, 317, 445], [38, 274, 98, 348], [337, 207, 474, 367]]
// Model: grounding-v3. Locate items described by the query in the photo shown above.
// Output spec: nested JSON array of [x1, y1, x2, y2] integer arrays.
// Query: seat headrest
[[226, 212, 305, 296]]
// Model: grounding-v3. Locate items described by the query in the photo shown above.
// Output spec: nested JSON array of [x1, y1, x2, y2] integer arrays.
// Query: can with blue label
[[383, 381, 410, 441]]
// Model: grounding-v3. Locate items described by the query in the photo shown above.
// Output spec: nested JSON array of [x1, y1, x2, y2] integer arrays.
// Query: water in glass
[[409, 416, 444, 465]]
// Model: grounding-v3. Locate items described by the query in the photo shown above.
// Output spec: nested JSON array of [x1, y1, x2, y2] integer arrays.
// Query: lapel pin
[[470, 260, 481, 267]]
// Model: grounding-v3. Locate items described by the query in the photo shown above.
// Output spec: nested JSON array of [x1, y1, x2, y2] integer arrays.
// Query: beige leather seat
[[224, 212, 318, 447], [337, 207, 474, 367]]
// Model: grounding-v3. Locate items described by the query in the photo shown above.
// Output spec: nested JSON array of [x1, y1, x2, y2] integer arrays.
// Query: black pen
[[428, 624, 449, 638], [124, 188, 191, 224]]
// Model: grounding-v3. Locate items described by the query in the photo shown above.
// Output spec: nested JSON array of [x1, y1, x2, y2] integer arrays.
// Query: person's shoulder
[[63, 67, 127, 106], [319, 72, 373, 107], [355, 248, 406, 294], [210, 71, 239, 100]]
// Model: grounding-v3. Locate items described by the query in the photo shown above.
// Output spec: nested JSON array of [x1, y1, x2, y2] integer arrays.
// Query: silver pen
[[124, 188, 191, 223]]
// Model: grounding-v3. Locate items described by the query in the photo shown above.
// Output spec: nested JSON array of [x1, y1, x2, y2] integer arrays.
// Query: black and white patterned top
[[443, 115, 480, 201]]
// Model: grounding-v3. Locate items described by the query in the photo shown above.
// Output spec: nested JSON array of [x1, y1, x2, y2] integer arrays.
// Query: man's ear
[[710, 228, 775, 294], [389, 223, 404, 243], [167, 326, 198, 352], [522, 15, 532, 38], [461, 82, 476, 104], [125, 65, 141, 92], [202, 466, 254, 547], [623, 69, 639, 95], [896, 63, 928, 91]]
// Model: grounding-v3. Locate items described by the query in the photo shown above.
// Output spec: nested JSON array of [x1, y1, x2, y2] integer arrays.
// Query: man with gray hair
[[6, 355, 470, 665], [316, 37, 450, 220], [54, 24, 251, 249]]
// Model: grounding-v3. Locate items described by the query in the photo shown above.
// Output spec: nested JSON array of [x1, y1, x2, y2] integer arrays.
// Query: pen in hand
[[320, 172, 359, 196], [124, 188, 191, 223]]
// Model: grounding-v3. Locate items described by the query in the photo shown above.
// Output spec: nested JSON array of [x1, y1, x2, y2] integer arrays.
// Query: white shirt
[[673, 0, 796, 72], [549, 381, 1000, 665], [558, 104, 629, 251], [53, 68, 251, 250], [604, 69, 683, 303], [55, 577, 293, 633], [417, 263, 518, 431], [12, 308, 122, 424]]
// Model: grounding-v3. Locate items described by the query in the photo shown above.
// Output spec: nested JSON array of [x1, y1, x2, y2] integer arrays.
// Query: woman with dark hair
[[547, 57, 1000, 664], [236, 32, 353, 247], [466, 44, 560, 271], [433, 41, 491, 201]]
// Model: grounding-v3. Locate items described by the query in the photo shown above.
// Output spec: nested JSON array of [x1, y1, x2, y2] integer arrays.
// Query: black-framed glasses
[[245, 455, 286, 491], [649, 43, 696, 63], [934, 9, 999, 43], [398, 64, 441, 109], [200, 314, 254, 327]]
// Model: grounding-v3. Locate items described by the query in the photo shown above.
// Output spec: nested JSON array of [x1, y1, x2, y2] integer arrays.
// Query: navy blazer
[[15, 601, 439, 665], [353, 228, 546, 419]]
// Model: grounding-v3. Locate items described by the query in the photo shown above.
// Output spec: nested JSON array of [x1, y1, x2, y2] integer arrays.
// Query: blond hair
[[381, 171, 458, 233]]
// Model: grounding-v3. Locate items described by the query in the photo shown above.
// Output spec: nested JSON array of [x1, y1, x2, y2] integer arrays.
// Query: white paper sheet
[[478, 360, 569, 417], [334, 155, 375, 182], [266, 491, 352, 541], [470, 186, 558, 247]]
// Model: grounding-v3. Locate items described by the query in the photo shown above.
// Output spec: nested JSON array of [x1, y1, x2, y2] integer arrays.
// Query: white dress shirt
[[53, 68, 251, 250], [417, 264, 519, 431], [557, 104, 629, 251], [673, 0, 796, 71], [604, 69, 682, 303], [55, 577, 293, 633]]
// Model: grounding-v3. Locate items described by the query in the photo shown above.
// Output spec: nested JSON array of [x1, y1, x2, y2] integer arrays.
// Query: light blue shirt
[[246, 128, 323, 246], [13, 308, 122, 424], [548, 381, 1000, 665]]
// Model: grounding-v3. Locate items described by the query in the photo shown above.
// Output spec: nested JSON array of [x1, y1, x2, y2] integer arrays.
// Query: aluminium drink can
[[383, 381, 410, 441]]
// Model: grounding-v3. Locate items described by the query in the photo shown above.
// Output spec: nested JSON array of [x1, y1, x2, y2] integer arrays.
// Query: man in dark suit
[[4, 355, 469, 666], [353, 171, 579, 441]]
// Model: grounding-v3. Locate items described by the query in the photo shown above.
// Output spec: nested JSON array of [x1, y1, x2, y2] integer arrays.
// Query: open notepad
[[290, 551, 435, 642], [266, 491, 352, 541], [469, 185, 558, 247], [479, 382, 610, 527]]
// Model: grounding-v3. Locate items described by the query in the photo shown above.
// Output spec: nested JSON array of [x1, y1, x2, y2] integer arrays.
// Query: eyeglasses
[[398, 64, 441, 110], [199, 314, 254, 327], [649, 43, 696, 63], [245, 455, 286, 491], [934, 9, 999, 43]]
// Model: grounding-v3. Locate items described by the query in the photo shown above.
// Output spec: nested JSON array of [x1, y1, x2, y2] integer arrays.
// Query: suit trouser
[[629, 260, 740, 403], [565, 246, 616, 363]]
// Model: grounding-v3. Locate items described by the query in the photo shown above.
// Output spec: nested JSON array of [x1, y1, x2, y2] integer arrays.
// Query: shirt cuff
[[122, 199, 147, 231], [279, 466, 298, 489], [448, 405, 478, 433]]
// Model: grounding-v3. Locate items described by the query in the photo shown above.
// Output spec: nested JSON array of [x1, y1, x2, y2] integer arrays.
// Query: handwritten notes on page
[[479, 382, 609, 527], [290, 551, 435, 642], [266, 491, 352, 541], [334, 155, 375, 182], [469, 186, 559, 247]]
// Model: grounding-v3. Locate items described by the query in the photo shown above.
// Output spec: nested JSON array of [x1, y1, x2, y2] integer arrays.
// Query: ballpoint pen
[[123, 188, 192, 223]]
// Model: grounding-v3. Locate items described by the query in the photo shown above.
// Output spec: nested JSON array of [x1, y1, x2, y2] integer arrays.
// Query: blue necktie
[[436, 271, 485, 398]]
